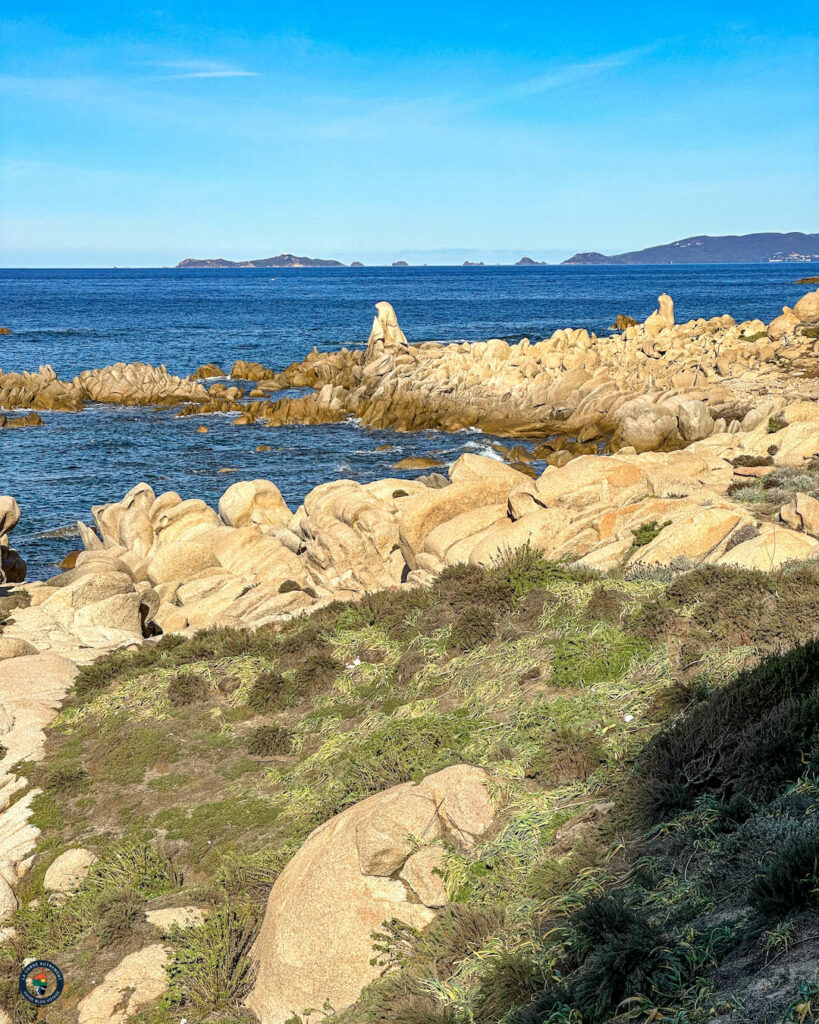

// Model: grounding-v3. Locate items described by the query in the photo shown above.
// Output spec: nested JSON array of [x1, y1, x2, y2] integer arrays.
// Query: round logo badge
[[19, 960, 64, 1006]]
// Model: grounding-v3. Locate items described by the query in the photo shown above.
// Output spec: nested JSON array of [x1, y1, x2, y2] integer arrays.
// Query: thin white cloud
[[507, 45, 658, 98], [152, 60, 258, 80]]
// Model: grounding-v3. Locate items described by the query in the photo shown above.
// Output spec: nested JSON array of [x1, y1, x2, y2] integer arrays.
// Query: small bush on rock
[[631, 519, 672, 548]]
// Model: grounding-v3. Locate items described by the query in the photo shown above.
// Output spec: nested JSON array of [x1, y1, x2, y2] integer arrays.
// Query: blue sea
[[2, 264, 817, 579]]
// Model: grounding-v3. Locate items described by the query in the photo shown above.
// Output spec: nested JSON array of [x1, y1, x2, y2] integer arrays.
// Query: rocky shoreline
[[0, 289, 817, 1022], [1, 287, 817, 656]]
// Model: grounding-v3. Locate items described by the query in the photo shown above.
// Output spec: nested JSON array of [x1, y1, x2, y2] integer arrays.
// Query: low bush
[[570, 894, 671, 1021], [750, 818, 819, 916], [630, 640, 819, 822], [246, 670, 287, 713], [94, 886, 145, 947], [526, 726, 606, 786], [247, 724, 292, 757], [167, 671, 210, 706], [631, 520, 671, 548], [448, 604, 498, 652], [164, 905, 258, 1014]]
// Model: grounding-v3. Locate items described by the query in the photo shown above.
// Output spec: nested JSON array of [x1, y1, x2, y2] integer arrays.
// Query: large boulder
[[793, 287, 819, 324], [44, 848, 98, 894], [77, 945, 168, 1024], [781, 493, 819, 538], [629, 506, 748, 566], [246, 765, 498, 1024], [768, 306, 799, 341], [218, 479, 291, 531], [718, 526, 818, 569]]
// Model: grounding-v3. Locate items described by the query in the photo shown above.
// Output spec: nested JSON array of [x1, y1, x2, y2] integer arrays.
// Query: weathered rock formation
[[0, 362, 208, 412], [0, 497, 25, 583], [229, 291, 819, 442], [246, 765, 498, 1024], [0, 653, 78, 925]]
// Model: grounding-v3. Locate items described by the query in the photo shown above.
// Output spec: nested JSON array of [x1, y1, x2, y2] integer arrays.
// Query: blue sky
[[1, 2, 817, 266]]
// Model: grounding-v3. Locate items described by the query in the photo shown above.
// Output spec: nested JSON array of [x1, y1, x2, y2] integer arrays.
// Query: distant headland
[[176, 253, 346, 268], [174, 233, 819, 269], [562, 232, 819, 265]]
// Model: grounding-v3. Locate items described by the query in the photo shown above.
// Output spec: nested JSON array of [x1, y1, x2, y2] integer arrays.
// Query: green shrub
[[42, 763, 88, 794], [449, 604, 498, 652], [631, 640, 819, 822], [164, 905, 258, 1013], [570, 895, 670, 1021], [94, 887, 145, 947], [489, 545, 595, 599], [311, 714, 473, 812], [247, 724, 292, 757], [750, 819, 819, 916], [631, 520, 672, 548], [526, 726, 605, 786], [767, 416, 787, 433], [473, 951, 546, 1024], [246, 670, 287, 712], [731, 454, 773, 468], [167, 671, 209, 706], [293, 651, 342, 696]]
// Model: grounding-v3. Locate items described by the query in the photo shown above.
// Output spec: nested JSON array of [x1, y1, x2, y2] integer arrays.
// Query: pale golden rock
[[218, 479, 291, 531], [629, 507, 747, 566], [399, 846, 447, 907], [780, 493, 819, 538], [77, 945, 168, 1024], [246, 766, 497, 1024], [717, 526, 818, 569], [44, 848, 98, 893], [793, 287, 819, 324]]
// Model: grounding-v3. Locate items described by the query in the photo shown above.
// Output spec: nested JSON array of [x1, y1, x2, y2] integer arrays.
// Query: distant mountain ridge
[[177, 253, 346, 268], [563, 232, 819, 265]]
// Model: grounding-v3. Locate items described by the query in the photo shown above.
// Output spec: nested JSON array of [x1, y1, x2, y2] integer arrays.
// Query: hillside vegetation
[[2, 552, 817, 1024]]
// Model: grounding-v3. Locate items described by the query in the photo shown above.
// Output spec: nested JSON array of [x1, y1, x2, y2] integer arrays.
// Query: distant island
[[176, 253, 346, 268], [562, 232, 819, 265], [515, 256, 549, 266], [391, 260, 409, 267], [463, 260, 485, 266]]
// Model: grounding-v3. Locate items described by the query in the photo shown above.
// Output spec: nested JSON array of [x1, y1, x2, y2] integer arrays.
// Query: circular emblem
[[19, 960, 64, 1005]]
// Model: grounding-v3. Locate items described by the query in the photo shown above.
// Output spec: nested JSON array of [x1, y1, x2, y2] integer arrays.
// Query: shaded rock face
[[0, 496, 25, 583], [246, 765, 497, 1024]]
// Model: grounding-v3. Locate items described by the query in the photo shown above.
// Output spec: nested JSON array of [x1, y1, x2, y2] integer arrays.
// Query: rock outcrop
[[0, 653, 78, 923], [225, 292, 819, 442], [3, 385, 817, 651], [0, 496, 25, 583], [246, 765, 498, 1024]]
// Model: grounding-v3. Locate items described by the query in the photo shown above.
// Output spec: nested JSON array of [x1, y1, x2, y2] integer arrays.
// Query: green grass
[[7, 550, 819, 1024]]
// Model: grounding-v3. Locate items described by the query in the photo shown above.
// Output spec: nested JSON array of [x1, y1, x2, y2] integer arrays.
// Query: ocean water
[[2, 264, 817, 579]]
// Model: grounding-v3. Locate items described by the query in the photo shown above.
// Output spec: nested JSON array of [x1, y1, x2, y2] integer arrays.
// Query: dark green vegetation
[[2, 553, 818, 1023]]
